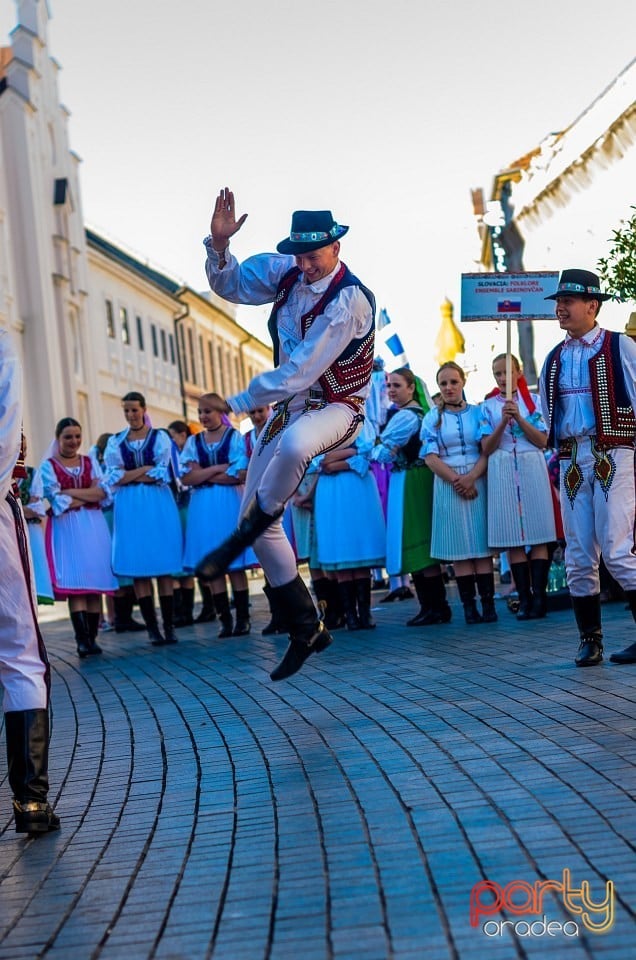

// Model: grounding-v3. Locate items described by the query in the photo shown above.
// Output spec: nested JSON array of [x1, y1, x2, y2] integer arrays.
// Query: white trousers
[[0, 494, 49, 712], [560, 439, 636, 596], [242, 397, 363, 586]]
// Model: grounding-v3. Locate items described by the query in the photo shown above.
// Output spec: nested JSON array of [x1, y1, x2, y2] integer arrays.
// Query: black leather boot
[[157, 593, 178, 645], [408, 571, 450, 626], [511, 561, 534, 621], [70, 609, 91, 658], [355, 577, 376, 629], [178, 587, 195, 626], [137, 594, 166, 646], [113, 591, 146, 632], [476, 572, 498, 623], [262, 582, 286, 635], [529, 558, 550, 619], [232, 589, 251, 636], [270, 575, 333, 681], [214, 591, 234, 638], [195, 583, 217, 623], [5, 709, 61, 834], [456, 575, 483, 624], [86, 611, 103, 655], [572, 594, 603, 666], [196, 497, 282, 581], [610, 589, 636, 663], [337, 580, 361, 631]]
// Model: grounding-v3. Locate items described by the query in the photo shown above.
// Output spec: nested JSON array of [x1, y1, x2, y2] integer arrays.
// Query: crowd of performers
[[18, 352, 572, 659]]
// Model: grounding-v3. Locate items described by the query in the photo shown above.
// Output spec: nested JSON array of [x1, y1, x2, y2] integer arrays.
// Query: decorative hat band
[[290, 225, 342, 243], [556, 281, 603, 295]]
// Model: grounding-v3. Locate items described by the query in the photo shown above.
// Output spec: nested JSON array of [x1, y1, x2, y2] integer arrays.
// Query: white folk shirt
[[204, 240, 374, 415]]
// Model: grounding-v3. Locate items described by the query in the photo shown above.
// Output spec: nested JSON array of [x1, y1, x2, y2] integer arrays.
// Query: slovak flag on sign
[[497, 300, 521, 313]]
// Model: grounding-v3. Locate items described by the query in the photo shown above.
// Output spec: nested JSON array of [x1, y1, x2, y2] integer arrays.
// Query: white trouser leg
[[561, 440, 636, 597], [241, 400, 363, 587], [0, 499, 48, 712]]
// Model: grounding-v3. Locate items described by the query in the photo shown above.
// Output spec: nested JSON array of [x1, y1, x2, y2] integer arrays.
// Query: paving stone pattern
[[1, 581, 635, 960]]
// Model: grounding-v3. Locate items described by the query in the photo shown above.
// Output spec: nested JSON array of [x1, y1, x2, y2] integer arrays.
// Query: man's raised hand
[[210, 188, 248, 250]]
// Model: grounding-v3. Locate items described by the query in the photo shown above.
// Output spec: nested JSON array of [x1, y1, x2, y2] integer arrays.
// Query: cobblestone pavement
[[1, 579, 635, 960]]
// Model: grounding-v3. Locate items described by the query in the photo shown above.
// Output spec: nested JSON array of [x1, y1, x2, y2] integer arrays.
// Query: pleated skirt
[[487, 448, 557, 548], [183, 484, 257, 573], [313, 471, 386, 571], [431, 466, 490, 561], [112, 484, 184, 578], [46, 508, 118, 597]]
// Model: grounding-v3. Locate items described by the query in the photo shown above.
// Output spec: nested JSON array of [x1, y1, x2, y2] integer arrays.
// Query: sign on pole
[[460, 271, 559, 322]]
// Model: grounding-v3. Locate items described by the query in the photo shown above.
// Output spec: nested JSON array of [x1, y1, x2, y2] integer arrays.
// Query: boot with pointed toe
[[269, 575, 333, 681]]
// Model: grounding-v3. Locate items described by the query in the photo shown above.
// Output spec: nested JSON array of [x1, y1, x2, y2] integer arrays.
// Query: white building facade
[[0, 1, 272, 458]]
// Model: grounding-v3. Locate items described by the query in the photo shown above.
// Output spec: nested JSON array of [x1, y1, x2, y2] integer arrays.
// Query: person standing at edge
[[0, 328, 60, 834], [540, 268, 636, 667], [197, 188, 375, 681]]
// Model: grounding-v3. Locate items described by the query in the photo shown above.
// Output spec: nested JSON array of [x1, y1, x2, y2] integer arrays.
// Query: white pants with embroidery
[[560, 439, 636, 597], [241, 397, 363, 587]]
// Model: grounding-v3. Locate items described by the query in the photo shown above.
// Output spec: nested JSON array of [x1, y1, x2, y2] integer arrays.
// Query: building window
[[136, 315, 144, 351], [217, 344, 225, 395], [151, 323, 159, 358], [208, 341, 216, 391], [106, 299, 115, 339], [169, 333, 176, 365], [179, 325, 188, 380], [188, 327, 197, 384], [233, 355, 241, 393], [160, 328, 168, 362], [120, 306, 130, 345], [199, 335, 207, 388]]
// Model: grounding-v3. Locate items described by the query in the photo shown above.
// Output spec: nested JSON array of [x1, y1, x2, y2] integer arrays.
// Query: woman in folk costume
[[421, 362, 495, 625], [180, 393, 256, 638], [313, 419, 386, 630], [40, 418, 118, 657], [481, 354, 556, 619], [371, 367, 450, 626], [16, 454, 54, 606], [104, 392, 184, 646]]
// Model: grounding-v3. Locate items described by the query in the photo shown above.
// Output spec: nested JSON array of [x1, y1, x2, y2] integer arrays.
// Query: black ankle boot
[[137, 594, 166, 645], [86, 611, 103, 655], [529, 558, 550, 618], [408, 571, 450, 626], [270, 575, 333, 681], [355, 577, 376, 629], [196, 497, 282, 581], [476, 572, 498, 622], [456, 575, 483, 624], [5, 709, 61, 834], [572, 594, 603, 666], [158, 593, 178, 645], [195, 583, 217, 623], [232, 589, 251, 636], [511, 561, 534, 620], [214, 591, 234, 638], [70, 610, 91, 658]]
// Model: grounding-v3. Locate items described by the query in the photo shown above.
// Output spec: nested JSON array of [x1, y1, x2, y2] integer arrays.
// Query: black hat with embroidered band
[[276, 210, 349, 255], [545, 268, 612, 301]]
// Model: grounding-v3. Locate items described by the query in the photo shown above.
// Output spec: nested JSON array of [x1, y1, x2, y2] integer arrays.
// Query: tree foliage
[[597, 206, 636, 302]]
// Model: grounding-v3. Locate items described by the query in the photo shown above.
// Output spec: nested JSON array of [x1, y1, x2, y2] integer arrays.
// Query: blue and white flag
[[376, 308, 409, 368]]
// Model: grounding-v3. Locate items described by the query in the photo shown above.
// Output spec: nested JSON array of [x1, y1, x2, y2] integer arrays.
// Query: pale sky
[[3, 0, 636, 396]]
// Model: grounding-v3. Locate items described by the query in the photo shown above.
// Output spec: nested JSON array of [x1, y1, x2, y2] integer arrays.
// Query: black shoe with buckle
[[609, 641, 636, 664], [575, 635, 604, 667], [269, 575, 333, 681]]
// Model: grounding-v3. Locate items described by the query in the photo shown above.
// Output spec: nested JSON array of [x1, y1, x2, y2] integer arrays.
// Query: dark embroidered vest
[[194, 427, 234, 467], [119, 429, 159, 469], [267, 262, 376, 407], [395, 405, 426, 469], [49, 456, 99, 508], [544, 331, 635, 448]]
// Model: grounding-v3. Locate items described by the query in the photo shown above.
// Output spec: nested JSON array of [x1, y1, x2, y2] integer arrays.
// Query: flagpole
[[506, 318, 512, 401]]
